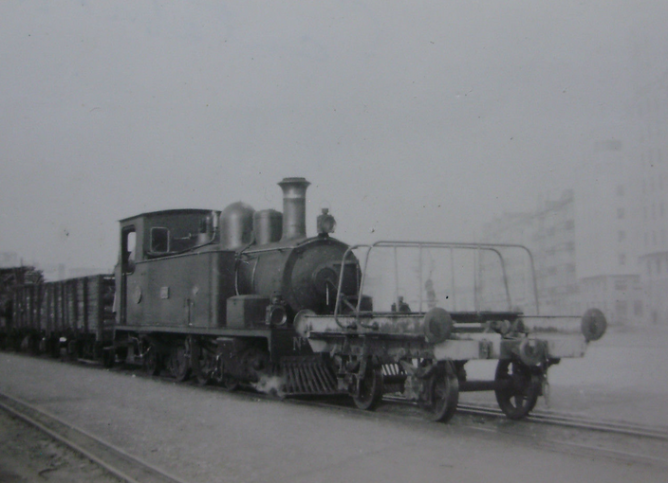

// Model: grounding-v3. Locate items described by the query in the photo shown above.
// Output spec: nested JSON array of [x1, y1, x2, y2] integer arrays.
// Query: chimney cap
[[278, 177, 310, 186]]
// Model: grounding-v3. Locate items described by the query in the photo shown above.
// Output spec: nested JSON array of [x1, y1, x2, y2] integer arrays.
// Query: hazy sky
[[1, 1, 666, 271]]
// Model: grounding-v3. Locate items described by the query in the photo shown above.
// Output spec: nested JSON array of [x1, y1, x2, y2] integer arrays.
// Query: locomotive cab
[[115, 209, 228, 328]]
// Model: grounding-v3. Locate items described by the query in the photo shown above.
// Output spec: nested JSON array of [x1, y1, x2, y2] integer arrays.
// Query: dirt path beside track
[[0, 407, 120, 483], [1, 352, 667, 483]]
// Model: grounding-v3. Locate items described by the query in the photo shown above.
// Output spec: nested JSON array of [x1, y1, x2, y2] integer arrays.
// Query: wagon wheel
[[494, 359, 541, 420], [144, 343, 162, 376], [421, 367, 459, 423], [172, 345, 191, 382], [67, 340, 81, 361], [102, 348, 115, 369], [29, 335, 41, 355], [116, 347, 129, 365], [48, 337, 61, 359], [352, 364, 383, 411]]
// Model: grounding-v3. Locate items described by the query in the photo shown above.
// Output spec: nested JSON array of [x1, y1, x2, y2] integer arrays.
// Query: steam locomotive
[[4, 177, 607, 423]]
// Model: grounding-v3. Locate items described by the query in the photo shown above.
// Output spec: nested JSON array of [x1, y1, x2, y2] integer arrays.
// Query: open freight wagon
[[10, 274, 115, 359]]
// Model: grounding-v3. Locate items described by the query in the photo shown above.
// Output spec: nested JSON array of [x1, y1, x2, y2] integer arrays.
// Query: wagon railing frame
[[333, 240, 541, 329]]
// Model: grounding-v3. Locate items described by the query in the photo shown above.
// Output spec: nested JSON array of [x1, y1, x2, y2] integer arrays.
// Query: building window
[[619, 253, 626, 266], [617, 207, 625, 219], [634, 300, 643, 316], [618, 230, 626, 242], [616, 301, 628, 319], [657, 259, 662, 275]]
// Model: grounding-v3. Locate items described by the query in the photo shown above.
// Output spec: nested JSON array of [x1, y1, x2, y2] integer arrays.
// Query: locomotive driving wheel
[[172, 345, 191, 382], [352, 363, 383, 411], [421, 362, 459, 423], [212, 354, 240, 391], [192, 341, 215, 386], [494, 359, 541, 420], [221, 375, 240, 391], [144, 342, 162, 376]]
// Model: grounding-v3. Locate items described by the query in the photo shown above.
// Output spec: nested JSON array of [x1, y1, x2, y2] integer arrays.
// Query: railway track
[[456, 402, 668, 441], [0, 392, 189, 483], [379, 393, 668, 442], [24, 354, 668, 443], [4, 354, 668, 477]]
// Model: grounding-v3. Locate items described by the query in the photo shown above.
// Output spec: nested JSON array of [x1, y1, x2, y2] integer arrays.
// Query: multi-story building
[[479, 212, 536, 312], [482, 170, 644, 326], [575, 134, 644, 326], [635, 74, 668, 324], [480, 190, 579, 317]]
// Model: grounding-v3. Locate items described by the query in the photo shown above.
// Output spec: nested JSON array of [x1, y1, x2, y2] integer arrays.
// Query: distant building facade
[[575, 134, 644, 326], [480, 190, 579, 316], [635, 75, 668, 324], [482, 173, 644, 326]]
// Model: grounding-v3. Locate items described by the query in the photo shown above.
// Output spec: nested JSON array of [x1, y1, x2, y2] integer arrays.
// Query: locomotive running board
[[280, 356, 340, 396]]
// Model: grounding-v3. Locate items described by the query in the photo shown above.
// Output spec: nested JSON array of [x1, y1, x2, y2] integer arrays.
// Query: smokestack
[[278, 177, 310, 240]]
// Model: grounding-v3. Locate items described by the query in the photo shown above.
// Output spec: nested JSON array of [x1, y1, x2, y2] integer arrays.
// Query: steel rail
[[0, 392, 191, 483], [380, 395, 668, 440], [457, 402, 668, 441], [7, 355, 666, 474], [7, 352, 667, 474], [54, 356, 668, 443]]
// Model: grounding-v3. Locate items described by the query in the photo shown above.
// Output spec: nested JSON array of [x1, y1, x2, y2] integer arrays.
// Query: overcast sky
[[1, 1, 666, 271]]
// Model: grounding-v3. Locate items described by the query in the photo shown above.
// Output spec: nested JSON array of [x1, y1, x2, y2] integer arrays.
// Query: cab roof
[[119, 208, 219, 223]]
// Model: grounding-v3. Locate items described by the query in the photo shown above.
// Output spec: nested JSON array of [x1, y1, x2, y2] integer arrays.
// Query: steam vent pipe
[[279, 177, 310, 240]]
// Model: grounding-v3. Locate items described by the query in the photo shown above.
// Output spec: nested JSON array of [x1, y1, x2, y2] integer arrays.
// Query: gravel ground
[[0, 407, 121, 483], [1, 336, 667, 483]]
